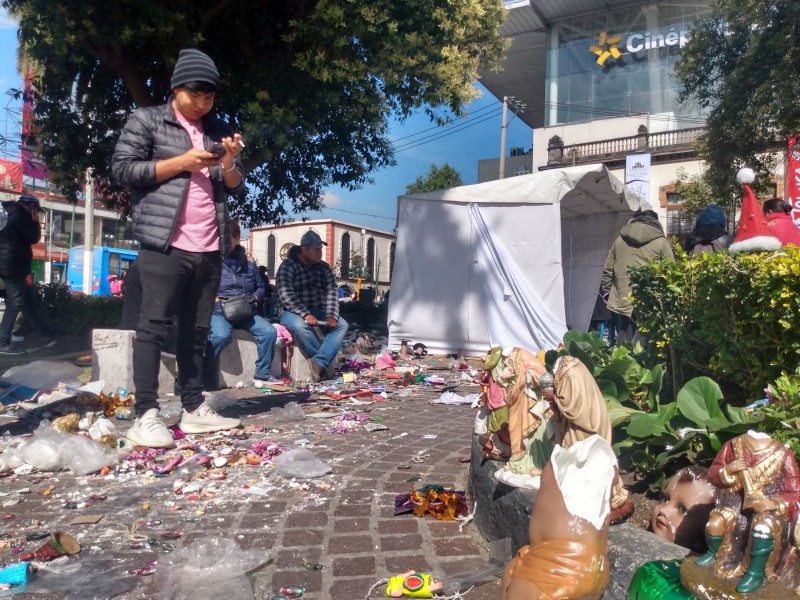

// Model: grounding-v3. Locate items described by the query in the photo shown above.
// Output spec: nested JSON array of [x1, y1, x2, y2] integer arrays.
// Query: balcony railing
[[547, 126, 707, 167]]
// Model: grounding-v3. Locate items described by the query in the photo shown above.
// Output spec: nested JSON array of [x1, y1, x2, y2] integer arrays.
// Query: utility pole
[[498, 96, 527, 180], [82, 169, 94, 295]]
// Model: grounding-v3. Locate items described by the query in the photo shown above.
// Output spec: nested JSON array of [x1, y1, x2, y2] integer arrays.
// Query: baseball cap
[[300, 230, 326, 248], [18, 194, 43, 212]]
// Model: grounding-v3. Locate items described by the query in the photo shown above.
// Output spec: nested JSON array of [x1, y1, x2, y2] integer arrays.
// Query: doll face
[[651, 476, 716, 548]]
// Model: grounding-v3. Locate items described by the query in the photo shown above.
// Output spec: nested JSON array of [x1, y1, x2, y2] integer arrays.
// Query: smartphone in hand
[[209, 142, 226, 159]]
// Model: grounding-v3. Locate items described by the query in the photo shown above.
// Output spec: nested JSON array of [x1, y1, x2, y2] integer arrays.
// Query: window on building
[[267, 234, 276, 278], [366, 238, 375, 281], [666, 191, 683, 205], [341, 232, 351, 278], [665, 208, 692, 237]]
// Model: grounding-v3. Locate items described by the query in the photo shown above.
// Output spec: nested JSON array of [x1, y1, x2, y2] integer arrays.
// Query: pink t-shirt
[[170, 112, 220, 252]]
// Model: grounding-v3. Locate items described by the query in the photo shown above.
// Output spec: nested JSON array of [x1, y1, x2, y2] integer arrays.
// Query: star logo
[[589, 32, 625, 66]]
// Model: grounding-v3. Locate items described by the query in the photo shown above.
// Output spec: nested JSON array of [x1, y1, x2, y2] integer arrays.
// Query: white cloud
[[0, 9, 18, 29], [321, 191, 342, 208]]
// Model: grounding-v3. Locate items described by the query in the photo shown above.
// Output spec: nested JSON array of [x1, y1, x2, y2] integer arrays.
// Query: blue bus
[[66, 246, 139, 296]]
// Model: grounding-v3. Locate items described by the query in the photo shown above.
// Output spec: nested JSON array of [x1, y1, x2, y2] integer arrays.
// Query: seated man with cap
[[276, 230, 348, 382]]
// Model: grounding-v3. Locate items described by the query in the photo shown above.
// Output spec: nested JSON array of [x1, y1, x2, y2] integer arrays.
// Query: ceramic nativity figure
[[651, 466, 717, 551], [475, 346, 512, 461], [493, 360, 556, 490], [546, 356, 630, 514], [682, 430, 800, 596], [502, 434, 617, 600]]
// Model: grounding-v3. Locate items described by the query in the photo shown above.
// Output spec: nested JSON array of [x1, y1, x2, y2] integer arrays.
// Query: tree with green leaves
[[405, 163, 464, 194], [3, 0, 506, 225], [676, 0, 800, 205]]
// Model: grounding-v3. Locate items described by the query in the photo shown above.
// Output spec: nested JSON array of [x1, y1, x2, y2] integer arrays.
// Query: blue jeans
[[280, 309, 348, 369], [205, 313, 277, 381]]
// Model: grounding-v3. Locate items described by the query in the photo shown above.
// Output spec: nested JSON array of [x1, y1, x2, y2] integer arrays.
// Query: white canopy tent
[[386, 164, 648, 356]]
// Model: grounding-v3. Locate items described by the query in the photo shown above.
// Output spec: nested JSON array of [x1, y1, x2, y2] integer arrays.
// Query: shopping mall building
[[477, 0, 778, 237]]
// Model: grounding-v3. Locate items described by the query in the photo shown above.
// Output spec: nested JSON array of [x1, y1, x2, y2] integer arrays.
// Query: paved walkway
[[0, 363, 502, 599]]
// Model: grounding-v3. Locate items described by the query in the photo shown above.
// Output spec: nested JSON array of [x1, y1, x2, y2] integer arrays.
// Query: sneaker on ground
[[307, 359, 325, 383], [10, 335, 24, 343], [0, 342, 26, 355], [253, 377, 282, 387], [126, 408, 176, 448], [180, 402, 240, 434]]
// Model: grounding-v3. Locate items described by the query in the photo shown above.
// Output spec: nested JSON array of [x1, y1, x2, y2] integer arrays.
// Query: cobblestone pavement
[[0, 362, 503, 599]]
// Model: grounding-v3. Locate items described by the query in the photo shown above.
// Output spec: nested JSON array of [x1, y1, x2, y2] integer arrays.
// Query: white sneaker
[[253, 377, 282, 387], [126, 409, 176, 448], [180, 402, 240, 434]]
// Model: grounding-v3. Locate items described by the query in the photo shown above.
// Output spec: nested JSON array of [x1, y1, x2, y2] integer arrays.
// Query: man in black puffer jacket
[[112, 48, 245, 448], [0, 194, 51, 354]]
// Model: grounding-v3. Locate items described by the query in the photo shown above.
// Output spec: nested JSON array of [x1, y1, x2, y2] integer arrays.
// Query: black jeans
[[133, 247, 220, 415], [0, 275, 47, 346]]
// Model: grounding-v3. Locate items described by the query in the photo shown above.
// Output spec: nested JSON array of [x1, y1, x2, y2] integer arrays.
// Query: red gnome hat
[[728, 168, 781, 254]]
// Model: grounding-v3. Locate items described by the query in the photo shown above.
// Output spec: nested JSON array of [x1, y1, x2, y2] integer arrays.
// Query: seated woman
[[204, 221, 278, 389], [762, 198, 800, 247]]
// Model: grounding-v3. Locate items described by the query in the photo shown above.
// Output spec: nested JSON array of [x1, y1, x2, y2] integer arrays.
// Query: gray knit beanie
[[170, 48, 220, 90]]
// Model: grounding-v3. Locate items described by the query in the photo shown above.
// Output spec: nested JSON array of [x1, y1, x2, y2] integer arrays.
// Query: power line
[[315, 206, 396, 222], [389, 102, 500, 144], [394, 109, 503, 153]]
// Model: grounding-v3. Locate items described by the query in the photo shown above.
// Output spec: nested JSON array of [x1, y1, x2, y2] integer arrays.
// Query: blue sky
[[0, 11, 533, 232]]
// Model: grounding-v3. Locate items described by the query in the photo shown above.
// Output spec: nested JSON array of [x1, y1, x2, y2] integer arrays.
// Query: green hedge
[[630, 247, 800, 401], [34, 284, 123, 335]]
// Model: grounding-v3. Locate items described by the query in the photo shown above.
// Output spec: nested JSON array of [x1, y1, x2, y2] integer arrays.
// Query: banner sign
[[788, 136, 800, 223], [21, 72, 49, 181], [625, 153, 651, 205], [0, 159, 23, 193]]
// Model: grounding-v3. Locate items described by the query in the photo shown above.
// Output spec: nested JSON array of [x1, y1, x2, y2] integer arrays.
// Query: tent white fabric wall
[[387, 164, 647, 355]]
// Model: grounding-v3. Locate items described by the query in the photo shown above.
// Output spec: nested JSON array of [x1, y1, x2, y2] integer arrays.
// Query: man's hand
[[304, 314, 318, 326], [181, 148, 221, 172], [325, 317, 337, 328], [725, 459, 748, 475]]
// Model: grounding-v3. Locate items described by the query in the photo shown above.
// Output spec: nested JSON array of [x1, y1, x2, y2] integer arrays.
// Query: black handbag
[[220, 272, 252, 324]]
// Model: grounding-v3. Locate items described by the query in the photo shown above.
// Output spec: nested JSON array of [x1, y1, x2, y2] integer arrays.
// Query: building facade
[[248, 219, 396, 299], [476, 0, 769, 239]]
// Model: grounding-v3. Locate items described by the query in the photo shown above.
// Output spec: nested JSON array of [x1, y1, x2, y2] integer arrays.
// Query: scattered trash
[[272, 449, 331, 479], [270, 401, 306, 422], [430, 391, 481, 405], [395, 486, 468, 521], [155, 537, 270, 600]]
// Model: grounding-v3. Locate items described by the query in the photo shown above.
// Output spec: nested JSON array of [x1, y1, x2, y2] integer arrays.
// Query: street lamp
[[498, 96, 526, 180]]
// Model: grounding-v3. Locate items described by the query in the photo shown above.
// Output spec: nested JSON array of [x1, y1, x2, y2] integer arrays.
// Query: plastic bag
[[2, 360, 83, 390], [208, 390, 240, 412], [272, 448, 331, 478], [155, 537, 270, 600], [8, 422, 118, 475], [24, 553, 139, 600], [374, 351, 396, 370], [269, 401, 306, 422], [63, 434, 118, 476]]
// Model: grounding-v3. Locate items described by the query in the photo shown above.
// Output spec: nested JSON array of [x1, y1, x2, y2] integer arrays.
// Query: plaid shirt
[[276, 255, 339, 320]]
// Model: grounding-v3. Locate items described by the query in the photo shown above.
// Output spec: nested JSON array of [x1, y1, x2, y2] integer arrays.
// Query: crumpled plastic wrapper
[[155, 537, 270, 600], [272, 448, 331, 478]]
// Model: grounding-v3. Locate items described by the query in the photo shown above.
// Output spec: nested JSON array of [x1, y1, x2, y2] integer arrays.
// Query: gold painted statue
[[686, 431, 800, 595]]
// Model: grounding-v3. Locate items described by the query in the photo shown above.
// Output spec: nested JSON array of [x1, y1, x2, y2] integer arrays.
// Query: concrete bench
[[468, 436, 689, 599], [92, 328, 335, 394]]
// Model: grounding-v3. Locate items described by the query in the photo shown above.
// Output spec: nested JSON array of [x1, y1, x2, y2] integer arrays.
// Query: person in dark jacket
[[0, 194, 52, 354], [762, 198, 800, 247], [683, 204, 731, 255], [601, 209, 674, 344], [111, 48, 245, 448], [203, 221, 278, 389]]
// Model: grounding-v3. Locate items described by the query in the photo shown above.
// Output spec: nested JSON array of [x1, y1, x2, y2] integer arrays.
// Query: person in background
[[601, 209, 674, 344], [276, 230, 348, 382], [0, 194, 53, 354], [683, 204, 731, 255], [204, 221, 278, 389], [112, 48, 244, 447], [762, 198, 800, 247], [256, 264, 274, 320], [108, 274, 123, 296]]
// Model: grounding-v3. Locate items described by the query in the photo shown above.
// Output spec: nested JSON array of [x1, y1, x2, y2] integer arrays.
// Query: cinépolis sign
[[590, 27, 691, 67]]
